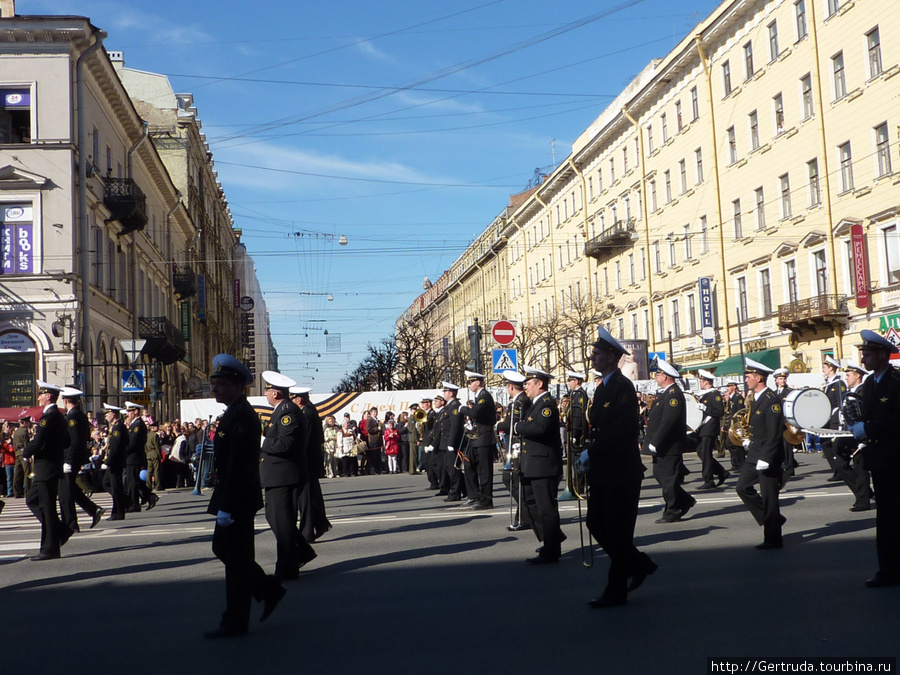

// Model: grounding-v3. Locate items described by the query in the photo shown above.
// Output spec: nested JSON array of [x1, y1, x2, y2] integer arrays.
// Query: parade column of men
[[457, 370, 497, 510], [103, 404, 128, 520]]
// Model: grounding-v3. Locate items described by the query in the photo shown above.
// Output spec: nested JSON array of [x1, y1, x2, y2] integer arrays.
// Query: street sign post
[[491, 320, 516, 346], [120, 339, 146, 365], [121, 369, 145, 393], [492, 349, 518, 373]]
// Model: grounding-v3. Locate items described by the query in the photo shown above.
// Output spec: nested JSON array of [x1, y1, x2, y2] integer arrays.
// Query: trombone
[[503, 395, 524, 529], [563, 391, 592, 567]]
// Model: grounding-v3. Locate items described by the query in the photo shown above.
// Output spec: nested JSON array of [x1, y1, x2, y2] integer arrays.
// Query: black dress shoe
[[126, 506, 140, 513], [462, 498, 478, 506], [507, 524, 527, 531], [698, 482, 717, 490], [260, 584, 287, 622], [627, 559, 659, 592], [106, 514, 124, 521], [147, 493, 159, 510], [443, 496, 460, 502], [203, 626, 248, 639], [30, 552, 60, 561], [435, 491, 449, 497], [850, 503, 871, 512], [92, 508, 106, 528], [298, 547, 317, 568], [755, 541, 783, 550], [827, 475, 842, 482], [471, 502, 494, 510], [525, 554, 559, 565], [655, 515, 682, 524], [588, 595, 626, 608], [716, 471, 731, 487], [865, 573, 900, 588]]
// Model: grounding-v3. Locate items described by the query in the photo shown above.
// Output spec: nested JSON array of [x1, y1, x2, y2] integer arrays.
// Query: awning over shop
[[713, 348, 781, 376], [683, 359, 723, 372]]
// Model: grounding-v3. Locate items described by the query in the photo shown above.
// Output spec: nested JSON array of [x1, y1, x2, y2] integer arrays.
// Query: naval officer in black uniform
[[103, 404, 128, 520], [735, 358, 786, 549], [514, 366, 564, 564], [290, 386, 332, 542], [821, 355, 846, 482], [696, 369, 729, 490], [204, 354, 286, 639], [437, 382, 465, 502], [458, 370, 497, 510], [260, 370, 315, 580], [851, 330, 900, 587], [123, 401, 156, 511], [834, 361, 872, 512], [58, 387, 104, 532], [578, 327, 657, 607], [498, 370, 531, 531], [643, 359, 695, 522], [24, 380, 70, 560]]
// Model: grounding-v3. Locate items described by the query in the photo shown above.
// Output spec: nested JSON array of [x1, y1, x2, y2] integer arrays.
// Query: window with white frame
[[679, 159, 687, 194], [661, 112, 669, 143], [795, 0, 807, 39], [723, 60, 732, 96], [0, 87, 32, 144], [690, 86, 699, 121], [640, 247, 647, 279], [598, 168, 603, 192], [759, 268, 773, 316], [839, 141, 854, 192], [883, 224, 900, 284], [609, 157, 615, 183], [653, 241, 661, 274], [813, 249, 828, 295], [867, 27, 883, 78], [733, 199, 743, 239], [695, 148, 704, 183], [684, 224, 692, 260], [768, 21, 780, 61], [737, 276, 749, 321], [785, 258, 799, 303], [773, 93, 784, 134], [657, 304, 666, 337], [749, 110, 760, 150], [588, 176, 593, 201], [755, 187, 766, 229], [780, 174, 792, 219], [807, 158, 821, 206], [664, 170, 672, 203], [676, 100, 683, 132], [687, 293, 697, 334], [614, 261, 621, 290], [631, 313, 639, 339], [622, 147, 629, 174], [671, 299, 681, 337], [629, 253, 635, 285], [643, 308, 650, 340], [624, 194, 632, 221], [668, 238, 676, 267], [649, 180, 658, 211], [744, 42, 755, 80], [800, 73, 814, 119], [875, 122, 892, 177], [727, 126, 737, 165], [700, 215, 709, 254], [647, 124, 654, 153], [617, 317, 625, 340], [842, 238, 857, 296], [832, 52, 846, 99], [827, 0, 840, 17]]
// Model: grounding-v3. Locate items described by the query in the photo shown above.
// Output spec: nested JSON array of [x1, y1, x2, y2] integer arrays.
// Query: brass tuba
[[727, 407, 751, 445], [412, 408, 428, 424], [783, 424, 805, 445]]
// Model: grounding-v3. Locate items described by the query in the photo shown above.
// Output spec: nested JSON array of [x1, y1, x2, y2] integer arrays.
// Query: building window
[[744, 42, 754, 80], [723, 60, 732, 96], [807, 158, 821, 206], [679, 159, 687, 194], [733, 199, 743, 239], [785, 259, 799, 302], [773, 93, 784, 134], [657, 304, 666, 337], [760, 268, 773, 316], [800, 74, 814, 119], [668, 238, 676, 267], [695, 148, 704, 183], [867, 27, 883, 78], [727, 126, 737, 165], [622, 147, 629, 174], [649, 180, 658, 212], [653, 241, 661, 274], [615, 261, 622, 290], [643, 308, 650, 341], [839, 142, 854, 192], [672, 299, 681, 337], [684, 224, 692, 260], [795, 0, 807, 39], [0, 87, 32, 143], [687, 293, 697, 334], [827, 0, 841, 17], [814, 249, 828, 295], [664, 170, 672, 203], [676, 100, 683, 132], [588, 176, 593, 201], [755, 187, 766, 229], [876, 122, 892, 177], [661, 113, 669, 143], [832, 52, 846, 99], [617, 318, 625, 340], [647, 124, 654, 153], [598, 169, 603, 192], [737, 276, 749, 321], [640, 247, 647, 280], [884, 225, 900, 284], [780, 174, 792, 219], [700, 216, 709, 254], [690, 86, 699, 121], [609, 157, 615, 183], [631, 313, 639, 339], [749, 110, 760, 150], [768, 21, 780, 61], [629, 253, 635, 285], [624, 194, 632, 221]]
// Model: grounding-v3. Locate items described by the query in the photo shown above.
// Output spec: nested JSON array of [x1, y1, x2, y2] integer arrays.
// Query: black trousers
[[398, 442, 410, 475], [501, 468, 531, 527], [212, 515, 281, 632], [107, 468, 127, 517], [463, 445, 494, 505], [124, 464, 143, 509], [820, 438, 840, 477], [698, 435, 727, 483], [26, 479, 65, 556], [58, 472, 100, 531], [13, 454, 27, 496], [834, 440, 871, 507], [726, 440, 744, 470], [442, 450, 463, 499], [870, 469, 900, 579], [587, 466, 653, 602], [652, 454, 692, 516], [298, 477, 331, 543], [427, 449, 443, 489], [522, 475, 562, 559], [265, 484, 311, 579], [366, 448, 382, 474], [735, 461, 783, 544]]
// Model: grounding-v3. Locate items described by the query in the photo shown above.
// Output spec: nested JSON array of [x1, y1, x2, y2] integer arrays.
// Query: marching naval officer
[[498, 370, 531, 531], [695, 370, 729, 490], [290, 386, 332, 542], [23, 380, 70, 560], [851, 331, 900, 587], [821, 355, 847, 482], [514, 366, 563, 564], [834, 361, 872, 512], [458, 370, 497, 510], [260, 370, 316, 580], [58, 387, 104, 532], [437, 382, 465, 502], [205, 355, 286, 638], [642, 360, 695, 523], [578, 327, 657, 607], [773, 367, 799, 486], [736, 358, 786, 549], [103, 404, 129, 520], [124, 401, 156, 511]]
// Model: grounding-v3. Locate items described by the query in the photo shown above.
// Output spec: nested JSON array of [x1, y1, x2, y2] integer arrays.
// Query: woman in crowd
[[397, 412, 410, 476], [1, 426, 15, 497], [323, 416, 339, 479]]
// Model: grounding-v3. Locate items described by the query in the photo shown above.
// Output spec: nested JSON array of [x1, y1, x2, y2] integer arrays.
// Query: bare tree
[[395, 314, 444, 389], [560, 295, 605, 375], [362, 336, 398, 391]]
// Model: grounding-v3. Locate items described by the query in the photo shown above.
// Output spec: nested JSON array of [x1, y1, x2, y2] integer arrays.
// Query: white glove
[[697, 403, 707, 412], [424, 445, 433, 453], [648, 444, 657, 454], [101, 463, 108, 470], [742, 439, 751, 449], [575, 452, 590, 473], [448, 446, 455, 452], [756, 460, 770, 471], [63, 463, 72, 474], [216, 510, 234, 527]]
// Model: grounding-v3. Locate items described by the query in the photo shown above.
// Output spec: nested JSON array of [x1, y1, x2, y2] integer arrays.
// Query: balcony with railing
[[103, 177, 148, 236], [172, 264, 197, 299], [777, 294, 849, 334], [584, 219, 639, 259], [139, 316, 187, 365]]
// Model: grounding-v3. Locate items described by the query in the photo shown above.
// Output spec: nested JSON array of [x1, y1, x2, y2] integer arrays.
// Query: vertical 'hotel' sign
[[851, 223, 869, 308], [699, 276, 715, 345]]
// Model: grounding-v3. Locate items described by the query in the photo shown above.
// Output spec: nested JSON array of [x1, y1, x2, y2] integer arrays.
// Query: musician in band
[[124, 401, 155, 511], [695, 370, 729, 490], [498, 370, 531, 532], [578, 327, 657, 607], [821, 355, 846, 482], [437, 383, 465, 502], [565, 370, 589, 492], [458, 371, 497, 510], [851, 331, 900, 587], [514, 366, 564, 564], [428, 395, 447, 494], [643, 360, 695, 523], [735, 359, 786, 549], [58, 387, 104, 532], [773, 368, 800, 486], [834, 361, 872, 512], [723, 382, 746, 471], [103, 404, 128, 520]]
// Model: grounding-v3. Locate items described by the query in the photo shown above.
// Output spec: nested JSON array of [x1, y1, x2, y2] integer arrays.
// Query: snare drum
[[783, 388, 831, 431], [684, 393, 703, 432]]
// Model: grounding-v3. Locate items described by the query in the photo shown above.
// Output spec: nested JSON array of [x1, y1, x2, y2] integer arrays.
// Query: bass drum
[[783, 388, 831, 431], [684, 393, 703, 432]]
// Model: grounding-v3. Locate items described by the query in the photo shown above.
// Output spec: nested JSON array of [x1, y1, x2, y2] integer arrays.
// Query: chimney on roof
[[108, 50, 124, 66], [0, 0, 16, 18]]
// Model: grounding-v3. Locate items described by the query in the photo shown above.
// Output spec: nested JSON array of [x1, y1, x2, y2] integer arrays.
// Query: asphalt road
[[2, 451, 898, 675]]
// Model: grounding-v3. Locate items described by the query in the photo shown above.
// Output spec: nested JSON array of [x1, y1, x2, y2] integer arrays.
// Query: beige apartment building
[[399, 0, 900, 381]]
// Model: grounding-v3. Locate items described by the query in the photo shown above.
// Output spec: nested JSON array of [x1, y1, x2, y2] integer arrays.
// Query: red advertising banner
[[851, 223, 869, 308], [233, 278, 241, 309]]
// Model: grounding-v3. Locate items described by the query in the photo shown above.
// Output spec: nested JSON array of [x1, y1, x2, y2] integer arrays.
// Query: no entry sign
[[491, 320, 516, 346]]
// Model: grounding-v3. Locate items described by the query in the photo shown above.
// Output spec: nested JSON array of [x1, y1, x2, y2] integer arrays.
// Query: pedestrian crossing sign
[[121, 369, 145, 393], [492, 348, 518, 374]]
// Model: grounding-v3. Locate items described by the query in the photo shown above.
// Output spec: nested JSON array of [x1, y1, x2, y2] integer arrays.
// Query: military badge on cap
[[843, 360, 870, 376], [744, 358, 774, 376], [464, 370, 485, 382], [103, 403, 124, 412], [441, 381, 460, 391], [697, 369, 715, 381], [262, 370, 296, 390], [124, 400, 145, 409], [523, 365, 553, 382], [566, 370, 586, 380], [824, 355, 842, 369], [773, 367, 789, 377], [655, 359, 680, 378], [36, 380, 62, 395], [501, 369, 526, 385], [594, 326, 630, 356], [60, 386, 83, 398]]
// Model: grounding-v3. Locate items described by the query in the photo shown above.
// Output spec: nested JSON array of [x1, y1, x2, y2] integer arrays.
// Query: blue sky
[[23, 0, 721, 390]]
